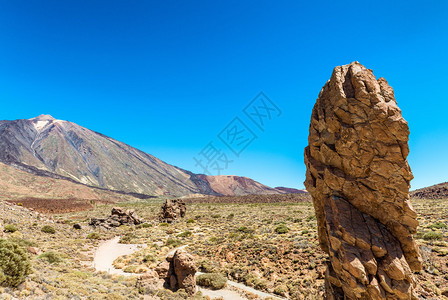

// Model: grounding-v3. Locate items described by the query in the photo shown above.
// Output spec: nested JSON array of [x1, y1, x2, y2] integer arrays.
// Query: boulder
[[155, 249, 197, 295], [304, 62, 422, 299], [158, 199, 187, 223], [136, 269, 164, 295], [89, 207, 143, 229]]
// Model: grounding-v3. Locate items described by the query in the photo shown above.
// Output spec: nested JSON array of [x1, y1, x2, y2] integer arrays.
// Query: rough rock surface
[[136, 270, 164, 295], [90, 207, 143, 229], [304, 62, 422, 299], [158, 199, 186, 223], [155, 249, 197, 295]]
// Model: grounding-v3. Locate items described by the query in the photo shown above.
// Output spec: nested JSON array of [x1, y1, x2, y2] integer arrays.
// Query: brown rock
[[156, 249, 197, 295], [172, 249, 197, 295], [26, 247, 41, 255], [89, 207, 143, 229], [136, 270, 164, 295], [158, 199, 187, 223], [304, 62, 422, 299]]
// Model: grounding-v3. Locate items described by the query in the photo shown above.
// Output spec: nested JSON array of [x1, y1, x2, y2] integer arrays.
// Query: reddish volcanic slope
[[197, 175, 290, 196]]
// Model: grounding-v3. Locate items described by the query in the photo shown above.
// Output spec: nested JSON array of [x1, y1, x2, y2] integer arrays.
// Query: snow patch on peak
[[30, 114, 56, 121], [33, 120, 50, 131], [30, 115, 64, 132]]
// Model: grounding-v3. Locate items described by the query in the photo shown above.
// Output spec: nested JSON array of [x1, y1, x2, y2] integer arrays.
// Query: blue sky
[[0, 1, 447, 190]]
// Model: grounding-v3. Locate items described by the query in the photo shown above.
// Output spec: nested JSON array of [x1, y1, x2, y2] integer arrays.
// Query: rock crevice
[[304, 62, 422, 299]]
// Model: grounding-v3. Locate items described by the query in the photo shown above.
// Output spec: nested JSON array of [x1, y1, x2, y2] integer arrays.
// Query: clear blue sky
[[0, 1, 447, 190]]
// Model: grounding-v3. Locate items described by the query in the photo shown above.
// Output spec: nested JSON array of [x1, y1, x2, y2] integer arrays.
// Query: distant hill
[[411, 182, 448, 199], [183, 193, 312, 204], [0, 115, 293, 197], [0, 162, 141, 202], [274, 186, 307, 194]]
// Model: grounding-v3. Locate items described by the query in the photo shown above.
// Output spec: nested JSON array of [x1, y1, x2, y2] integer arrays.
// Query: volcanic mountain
[[0, 115, 290, 197]]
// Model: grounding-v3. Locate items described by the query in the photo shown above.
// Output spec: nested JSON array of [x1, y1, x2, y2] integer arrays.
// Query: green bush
[[430, 222, 447, 229], [165, 238, 182, 247], [177, 231, 192, 238], [0, 239, 32, 287], [87, 232, 100, 240], [423, 231, 443, 241], [37, 251, 63, 264], [41, 225, 56, 234], [4, 224, 18, 233], [275, 224, 289, 234], [196, 273, 227, 289], [237, 226, 254, 234], [186, 219, 195, 224]]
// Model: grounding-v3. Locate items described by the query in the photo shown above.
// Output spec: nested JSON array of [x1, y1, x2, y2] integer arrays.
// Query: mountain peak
[[30, 114, 56, 121]]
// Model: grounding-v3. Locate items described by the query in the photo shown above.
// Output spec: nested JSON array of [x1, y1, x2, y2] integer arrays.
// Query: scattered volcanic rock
[[411, 182, 448, 199], [155, 249, 197, 295], [158, 199, 186, 223], [136, 270, 164, 295], [304, 62, 422, 299], [90, 207, 143, 229]]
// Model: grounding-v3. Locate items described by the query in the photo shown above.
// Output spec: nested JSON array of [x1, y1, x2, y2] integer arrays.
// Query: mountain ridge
[[0, 115, 292, 197]]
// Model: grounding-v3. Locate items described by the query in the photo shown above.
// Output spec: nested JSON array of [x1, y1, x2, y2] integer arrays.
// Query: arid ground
[[0, 194, 447, 299]]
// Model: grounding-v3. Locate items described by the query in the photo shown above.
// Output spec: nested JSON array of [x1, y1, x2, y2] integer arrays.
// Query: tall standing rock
[[304, 62, 422, 299]]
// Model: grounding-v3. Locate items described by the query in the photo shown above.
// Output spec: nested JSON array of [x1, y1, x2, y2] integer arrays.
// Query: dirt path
[[93, 236, 146, 275]]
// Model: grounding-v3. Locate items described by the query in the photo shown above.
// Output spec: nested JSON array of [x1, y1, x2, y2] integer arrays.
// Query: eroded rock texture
[[159, 199, 187, 223], [155, 249, 197, 295], [304, 62, 422, 299], [89, 207, 143, 229]]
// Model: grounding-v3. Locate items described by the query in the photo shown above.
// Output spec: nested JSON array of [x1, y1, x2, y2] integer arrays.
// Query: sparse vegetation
[[0, 193, 447, 299]]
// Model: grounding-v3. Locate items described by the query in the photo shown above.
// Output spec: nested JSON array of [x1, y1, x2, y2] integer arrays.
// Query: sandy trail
[[93, 236, 146, 275]]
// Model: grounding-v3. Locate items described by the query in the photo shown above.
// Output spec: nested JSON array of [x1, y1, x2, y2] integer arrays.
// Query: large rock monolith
[[304, 62, 422, 299]]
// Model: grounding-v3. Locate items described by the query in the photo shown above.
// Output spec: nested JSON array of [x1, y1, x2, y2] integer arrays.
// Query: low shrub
[[87, 232, 100, 240], [41, 225, 56, 234], [430, 222, 447, 230], [165, 238, 182, 247], [3, 225, 17, 233], [37, 251, 63, 264], [177, 231, 192, 238], [196, 273, 227, 289], [0, 239, 32, 287], [275, 224, 289, 234], [237, 227, 254, 234], [423, 231, 443, 241]]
